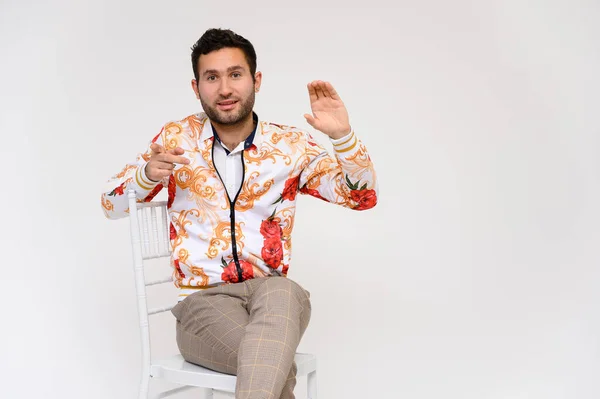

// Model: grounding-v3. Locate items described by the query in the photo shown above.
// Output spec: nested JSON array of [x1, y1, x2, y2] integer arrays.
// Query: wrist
[[328, 126, 352, 140], [136, 162, 160, 191], [329, 127, 353, 143], [144, 162, 159, 183]]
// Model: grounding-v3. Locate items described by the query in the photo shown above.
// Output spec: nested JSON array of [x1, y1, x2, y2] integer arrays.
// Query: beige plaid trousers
[[171, 277, 312, 399]]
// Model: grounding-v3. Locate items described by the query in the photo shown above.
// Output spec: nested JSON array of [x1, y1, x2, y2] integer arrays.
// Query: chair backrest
[[127, 189, 175, 369]]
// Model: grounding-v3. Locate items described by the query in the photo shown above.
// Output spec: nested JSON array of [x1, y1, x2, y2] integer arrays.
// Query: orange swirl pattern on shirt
[[235, 171, 275, 212], [175, 165, 227, 227], [205, 220, 245, 259], [171, 209, 199, 249], [245, 139, 292, 166]]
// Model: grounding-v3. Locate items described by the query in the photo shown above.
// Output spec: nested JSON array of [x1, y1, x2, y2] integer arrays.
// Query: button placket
[[226, 154, 236, 197]]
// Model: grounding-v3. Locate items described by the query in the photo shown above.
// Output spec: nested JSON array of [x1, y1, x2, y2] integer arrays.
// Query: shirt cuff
[[331, 129, 358, 153], [134, 162, 161, 196], [329, 127, 353, 145]]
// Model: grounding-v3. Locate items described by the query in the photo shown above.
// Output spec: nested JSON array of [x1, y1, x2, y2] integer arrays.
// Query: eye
[[232, 72, 242, 78], [207, 75, 217, 81]]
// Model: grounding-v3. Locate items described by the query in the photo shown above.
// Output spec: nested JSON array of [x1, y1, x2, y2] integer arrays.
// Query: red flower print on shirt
[[167, 175, 176, 208], [170, 223, 177, 240], [144, 169, 175, 205], [261, 237, 283, 269], [109, 183, 126, 197], [173, 259, 185, 279], [282, 175, 300, 201], [350, 189, 377, 210], [144, 183, 164, 202], [260, 219, 282, 239], [299, 187, 329, 202], [307, 137, 318, 147], [282, 264, 289, 275], [345, 175, 377, 210], [151, 127, 164, 143], [221, 257, 254, 283], [273, 175, 300, 204]]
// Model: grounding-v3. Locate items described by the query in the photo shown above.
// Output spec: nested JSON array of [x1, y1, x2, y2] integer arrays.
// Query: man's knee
[[262, 277, 309, 303]]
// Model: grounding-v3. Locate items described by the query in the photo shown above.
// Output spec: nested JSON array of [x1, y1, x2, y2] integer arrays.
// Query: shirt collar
[[205, 112, 260, 153]]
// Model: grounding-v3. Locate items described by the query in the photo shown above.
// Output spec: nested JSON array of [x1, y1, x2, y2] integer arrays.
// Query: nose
[[218, 78, 233, 98]]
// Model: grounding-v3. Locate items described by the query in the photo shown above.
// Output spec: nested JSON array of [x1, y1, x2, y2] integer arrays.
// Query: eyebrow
[[202, 65, 246, 77]]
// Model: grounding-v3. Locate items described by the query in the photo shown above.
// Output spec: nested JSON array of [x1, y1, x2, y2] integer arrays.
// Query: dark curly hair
[[191, 28, 257, 82]]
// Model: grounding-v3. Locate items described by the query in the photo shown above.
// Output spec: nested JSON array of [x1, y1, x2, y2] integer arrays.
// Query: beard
[[200, 90, 255, 126]]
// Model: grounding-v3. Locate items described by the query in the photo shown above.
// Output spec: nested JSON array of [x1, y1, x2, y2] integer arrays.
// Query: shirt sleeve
[[298, 129, 378, 211], [100, 127, 166, 219]]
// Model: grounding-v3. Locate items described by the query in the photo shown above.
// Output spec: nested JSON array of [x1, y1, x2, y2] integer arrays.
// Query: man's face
[[192, 47, 261, 125]]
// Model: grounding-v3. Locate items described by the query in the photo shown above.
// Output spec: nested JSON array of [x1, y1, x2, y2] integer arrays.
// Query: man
[[102, 28, 378, 399]]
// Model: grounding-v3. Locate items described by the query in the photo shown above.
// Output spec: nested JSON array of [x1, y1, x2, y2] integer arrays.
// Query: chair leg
[[307, 371, 317, 399], [139, 373, 150, 399]]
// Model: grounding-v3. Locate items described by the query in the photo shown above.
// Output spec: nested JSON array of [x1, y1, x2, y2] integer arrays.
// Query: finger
[[304, 113, 318, 129], [307, 81, 319, 101], [317, 81, 330, 98], [167, 147, 185, 156], [324, 81, 341, 101], [314, 81, 326, 99], [155, 162, 176, 171], [159, 154, 190, 165], [150, 143, 165, 155], [146, 166, 172, 181], [149, 160, 176, 172]]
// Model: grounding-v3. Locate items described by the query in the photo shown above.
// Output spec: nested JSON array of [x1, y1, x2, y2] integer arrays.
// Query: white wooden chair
[[126, 190, 318, 398]]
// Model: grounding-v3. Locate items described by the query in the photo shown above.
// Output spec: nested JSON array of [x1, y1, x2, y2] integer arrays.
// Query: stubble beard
[[200, 91, 255, 126]]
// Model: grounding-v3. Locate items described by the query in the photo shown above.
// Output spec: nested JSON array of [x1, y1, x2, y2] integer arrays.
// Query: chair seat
[[150, 353, 317, 392]]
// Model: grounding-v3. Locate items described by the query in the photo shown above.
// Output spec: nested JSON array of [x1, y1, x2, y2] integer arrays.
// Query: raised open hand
[[303, 80, 351, 139]]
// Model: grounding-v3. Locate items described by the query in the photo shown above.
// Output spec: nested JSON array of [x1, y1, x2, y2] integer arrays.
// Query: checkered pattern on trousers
[[171, 277, 311, 399]]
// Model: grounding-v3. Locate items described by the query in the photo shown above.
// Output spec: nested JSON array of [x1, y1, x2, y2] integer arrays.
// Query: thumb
[[304, 114, 318, 129], [150, 143, 165, 155]]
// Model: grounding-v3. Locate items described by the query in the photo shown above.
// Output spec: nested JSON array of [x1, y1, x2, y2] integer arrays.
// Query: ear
[[254, 71, 262, 93], [191, 79, 200, 99]]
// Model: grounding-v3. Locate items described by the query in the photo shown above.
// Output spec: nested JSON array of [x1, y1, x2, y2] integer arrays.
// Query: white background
[[1, 0, 599, 398]]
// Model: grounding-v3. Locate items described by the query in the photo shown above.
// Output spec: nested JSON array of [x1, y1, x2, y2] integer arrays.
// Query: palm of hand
[[310, 96, 350, 136], [304, 81, 351, 138]]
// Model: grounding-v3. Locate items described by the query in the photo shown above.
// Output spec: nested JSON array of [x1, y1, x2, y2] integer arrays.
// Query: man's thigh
[[172, 284, 250, 374]]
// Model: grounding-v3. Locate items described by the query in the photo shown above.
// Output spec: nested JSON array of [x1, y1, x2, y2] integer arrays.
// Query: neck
[[212, 113, 255, 150]]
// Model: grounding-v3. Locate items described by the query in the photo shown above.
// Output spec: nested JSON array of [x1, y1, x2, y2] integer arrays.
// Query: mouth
[[217, 100, 238, 111]]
